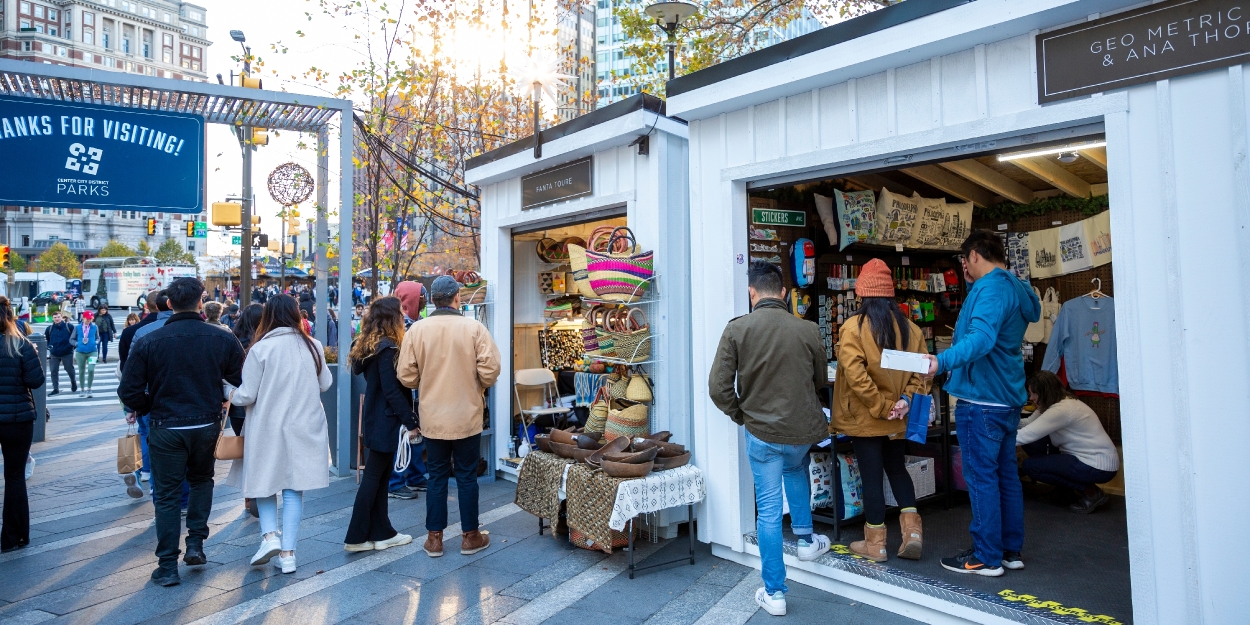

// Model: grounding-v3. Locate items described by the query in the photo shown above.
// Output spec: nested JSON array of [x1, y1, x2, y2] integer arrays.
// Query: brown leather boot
[[849, 523, 888, 562], [460, 529, 490, 555], [423, 531, 443, 558], [897, 511, 923, 560]]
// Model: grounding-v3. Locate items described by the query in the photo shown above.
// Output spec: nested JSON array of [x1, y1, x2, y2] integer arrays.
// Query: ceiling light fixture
[[1057, 151, 1080, 163], [997, 140, 1107, 162]]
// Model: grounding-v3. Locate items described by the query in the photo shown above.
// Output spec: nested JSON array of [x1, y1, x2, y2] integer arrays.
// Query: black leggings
[[851, 436, 915, 525], [345, 448, 399, 544], [0, 421, 33, 551]]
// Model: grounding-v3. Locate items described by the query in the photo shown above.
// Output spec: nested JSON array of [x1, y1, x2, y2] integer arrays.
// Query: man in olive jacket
[[708, 260, 831, 617]]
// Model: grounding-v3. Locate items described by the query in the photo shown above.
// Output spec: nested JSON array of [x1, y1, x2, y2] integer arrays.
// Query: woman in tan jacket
[[832, 258, 929, 562]]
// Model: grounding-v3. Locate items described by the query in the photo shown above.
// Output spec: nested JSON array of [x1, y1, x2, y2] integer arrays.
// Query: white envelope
[[880, 349, 930, 374]]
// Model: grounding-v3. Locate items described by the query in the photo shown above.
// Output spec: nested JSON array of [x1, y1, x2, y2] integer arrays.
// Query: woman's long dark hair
[[256, 295, 323, 374], [349, 296, 405, 365], [854, 296, 910, 351], [1027, 370, 1074, 414], [232, 304, 264, 350]]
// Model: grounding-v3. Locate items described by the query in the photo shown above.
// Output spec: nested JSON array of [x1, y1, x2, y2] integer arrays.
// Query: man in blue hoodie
[[924, 231, 1040, 577]]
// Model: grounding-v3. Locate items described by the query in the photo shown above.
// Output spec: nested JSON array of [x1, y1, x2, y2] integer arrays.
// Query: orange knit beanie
[[855, 258, 894, 298]]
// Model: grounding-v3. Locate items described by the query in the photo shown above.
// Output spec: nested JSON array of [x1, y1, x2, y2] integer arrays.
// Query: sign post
[[0, 94, 205, 211]]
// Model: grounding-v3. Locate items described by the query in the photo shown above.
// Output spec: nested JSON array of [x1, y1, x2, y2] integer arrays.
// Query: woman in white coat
[[227, 294, 333, 574]]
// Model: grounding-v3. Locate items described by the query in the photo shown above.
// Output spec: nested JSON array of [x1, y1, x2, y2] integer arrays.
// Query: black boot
[[184, 542, 207, 566], [151, 566, 181, 587]]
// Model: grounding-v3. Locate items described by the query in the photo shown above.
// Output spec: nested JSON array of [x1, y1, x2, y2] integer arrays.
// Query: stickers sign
[[751, 208, 806, 227], [0, 94, 205, 212]]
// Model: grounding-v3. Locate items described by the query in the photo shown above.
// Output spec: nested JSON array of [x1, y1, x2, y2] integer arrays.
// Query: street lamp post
[[230, 29, 253, 307], [644, 2, 697, 81]]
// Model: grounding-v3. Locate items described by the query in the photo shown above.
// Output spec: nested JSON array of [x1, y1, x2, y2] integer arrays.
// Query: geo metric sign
[[0, 94, 205, 212]]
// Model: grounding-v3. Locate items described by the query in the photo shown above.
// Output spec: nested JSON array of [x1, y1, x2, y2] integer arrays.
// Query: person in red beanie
[[388, 281, 428, 499], [831, 258, 930, 563]]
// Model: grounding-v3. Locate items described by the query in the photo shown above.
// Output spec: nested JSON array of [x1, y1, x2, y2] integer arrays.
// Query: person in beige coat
[[397, 276, 500, 558], [832, 259, 930, 563], [226, 295, 333, 574]]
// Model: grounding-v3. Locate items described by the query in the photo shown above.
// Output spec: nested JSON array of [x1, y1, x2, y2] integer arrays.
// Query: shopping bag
[[906, 393, 932, 444], [117, 425, 143, 474]]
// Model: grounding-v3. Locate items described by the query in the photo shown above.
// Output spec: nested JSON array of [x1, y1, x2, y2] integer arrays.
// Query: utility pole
[[240, 129, 253, 307]]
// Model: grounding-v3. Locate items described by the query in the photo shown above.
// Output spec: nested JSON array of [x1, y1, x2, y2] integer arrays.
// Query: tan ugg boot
[[898, 511, 923, 560], [849, 523, 888, 562]]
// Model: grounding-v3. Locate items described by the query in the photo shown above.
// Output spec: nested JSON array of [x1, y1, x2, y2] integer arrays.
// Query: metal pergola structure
[[0, 59, 358, 475]]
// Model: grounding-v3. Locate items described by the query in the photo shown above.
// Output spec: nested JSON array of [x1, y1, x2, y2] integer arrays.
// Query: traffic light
[[0, 246, 10, 268], [146, 218, 157, 236], [186, 221, 196, 237], [248, 128, 269, 146]]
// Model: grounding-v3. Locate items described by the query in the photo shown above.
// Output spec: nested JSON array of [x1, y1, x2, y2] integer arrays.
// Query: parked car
[[32, 291, 67, 306]]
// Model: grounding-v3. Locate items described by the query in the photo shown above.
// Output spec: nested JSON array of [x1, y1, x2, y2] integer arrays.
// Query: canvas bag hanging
[[1028, 225, 1062, 279], [1057, 221, 1094, 275], [1040, 287, 1061, 343], [1023, 286, 1046, 343], [117, 424, 143, 474], [1086, 210, 1113, 267]]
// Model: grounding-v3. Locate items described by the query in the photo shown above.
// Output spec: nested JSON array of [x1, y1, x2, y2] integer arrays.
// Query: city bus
[[82, 257, 198, 309]]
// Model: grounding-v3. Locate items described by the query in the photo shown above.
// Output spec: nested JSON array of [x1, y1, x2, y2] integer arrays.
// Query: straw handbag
[[626, 371, 653, 403], [611, 308, 651, 363], [586, 387, 611, 435], [581, 305, 605, 355], [605, 400, 650, 441], [585, 228, 654, 303], [605, 369, 630, 400]]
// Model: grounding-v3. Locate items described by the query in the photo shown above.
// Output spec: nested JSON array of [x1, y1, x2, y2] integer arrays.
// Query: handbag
[[605, 400, 650, 441], [586, 387, 611, 435], [611, 308, 651, 363], [581, 305, 604, 355], [585, 228, 654, 302], [214, 399, 244, 461], [117, 424, 143, 474], [625, 371, 653, 403], [605, 369, 630, 400]]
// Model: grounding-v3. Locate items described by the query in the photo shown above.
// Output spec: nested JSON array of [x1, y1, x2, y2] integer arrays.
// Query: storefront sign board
[[521, 157, 593, 209], [1038, 0, 1250, 103], [0, 94, 205, 212], [751, 208, 806, 227]]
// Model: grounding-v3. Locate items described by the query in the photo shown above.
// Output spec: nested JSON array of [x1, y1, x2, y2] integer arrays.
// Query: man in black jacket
[[118, 278, 244, 587]]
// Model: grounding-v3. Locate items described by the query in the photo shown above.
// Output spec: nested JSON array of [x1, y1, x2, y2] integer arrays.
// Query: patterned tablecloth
[[607, 465, 705, 531]]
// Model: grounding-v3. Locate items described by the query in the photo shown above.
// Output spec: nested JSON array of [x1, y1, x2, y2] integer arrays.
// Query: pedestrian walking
[[708, 260, 832, 617], [325, 308, 340, 350], [344, 297, 417, 552], [228, 303, 263, 518], [226, 295, 333, 574], [397, 276, 500, 558], [118, 291, 161, 371], [204, 302, 226, 327], [74, 311, 99, 398], [832, 259, 929, 563], [117, 278, 244, 586], [43, 312, 76, 396], [0, 296, 45, 553], [94, 307, 116, 363], [923, 231, 1040, 577], [124, 312, 140, 328], [388, 281, 428, 500]]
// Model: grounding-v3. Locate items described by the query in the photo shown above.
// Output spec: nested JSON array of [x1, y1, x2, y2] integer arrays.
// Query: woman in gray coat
[[226, 295, 333, 574]]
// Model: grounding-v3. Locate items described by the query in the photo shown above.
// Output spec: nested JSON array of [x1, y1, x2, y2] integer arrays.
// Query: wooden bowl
[[549, 428, 578, 446], [645, 431, 673, 442], [653, 451, 691, 471], [601, 459, 653, 478], [576, 434, 605, 450], [571, 447, 595, 464], [632, 438, 685, 457], [548, 441, 578, 459], [587, 436, 631, 466], [533, 434, 553, 454], [603, 447, 659, 464]]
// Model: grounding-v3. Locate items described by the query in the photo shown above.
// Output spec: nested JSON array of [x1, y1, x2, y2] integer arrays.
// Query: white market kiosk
[[466, 95, 693, 529], [667, 0, 1250, 623]]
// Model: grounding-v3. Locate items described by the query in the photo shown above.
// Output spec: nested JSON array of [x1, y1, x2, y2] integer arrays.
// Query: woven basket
[[570, 524, 636, 553], [612, 309, 651, 363], [605, 402, 649, 441], [585, 228, 653, 303], [568, 244, 598, 299], [580, 305, 604, 355], [605, 369, 630, 400], [585, 387, 610, 434]]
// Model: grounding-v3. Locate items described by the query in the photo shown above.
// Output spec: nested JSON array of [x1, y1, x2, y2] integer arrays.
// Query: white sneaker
[[373, 533, 412, 551], [86, 388, 93, 398], [24, 455, 34, 480], [250, 533, 281, 566], [796, 534, 831, 562], [755, 588, 787, 616], [140, 472, 149, 483], [275, 553, 296, 574], [121, 472, 143, 498], [344, 542, 375, 552]]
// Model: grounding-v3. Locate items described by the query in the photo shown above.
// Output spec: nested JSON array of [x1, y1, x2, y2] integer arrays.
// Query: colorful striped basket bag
[[584, 228, 654, 303]]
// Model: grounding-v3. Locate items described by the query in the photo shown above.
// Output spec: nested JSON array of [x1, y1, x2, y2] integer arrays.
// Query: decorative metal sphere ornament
[[267, 162, 314, 207]]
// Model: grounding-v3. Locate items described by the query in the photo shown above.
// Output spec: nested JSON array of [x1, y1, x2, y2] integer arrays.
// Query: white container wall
[[468, 99, 692, 519], [668, 1, 1250, 623]]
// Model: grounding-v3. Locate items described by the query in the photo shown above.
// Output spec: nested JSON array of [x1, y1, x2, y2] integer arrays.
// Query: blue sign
[[0, 94, 204, 213]]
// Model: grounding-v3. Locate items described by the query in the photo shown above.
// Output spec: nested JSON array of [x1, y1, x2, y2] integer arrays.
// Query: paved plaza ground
[[0, 353, 921, 625]]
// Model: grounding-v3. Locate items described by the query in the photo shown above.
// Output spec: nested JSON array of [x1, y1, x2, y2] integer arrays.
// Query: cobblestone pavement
[[0, 373, 921, 625]]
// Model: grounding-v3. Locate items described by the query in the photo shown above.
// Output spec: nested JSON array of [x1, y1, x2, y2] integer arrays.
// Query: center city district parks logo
[[0, 94, 204, 213]]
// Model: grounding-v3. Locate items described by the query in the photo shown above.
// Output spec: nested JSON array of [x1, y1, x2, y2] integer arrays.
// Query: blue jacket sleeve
[[936, 287, 1006, 374]]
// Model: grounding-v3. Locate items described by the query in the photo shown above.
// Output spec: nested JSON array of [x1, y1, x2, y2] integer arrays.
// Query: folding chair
[[514, 368, 573, 446]]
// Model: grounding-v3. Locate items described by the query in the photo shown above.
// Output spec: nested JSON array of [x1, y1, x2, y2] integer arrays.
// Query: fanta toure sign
[[0, 94, 204, 213]]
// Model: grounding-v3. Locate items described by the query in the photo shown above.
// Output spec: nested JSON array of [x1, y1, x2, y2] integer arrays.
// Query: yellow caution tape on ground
[[998, 590, 1121, 625]]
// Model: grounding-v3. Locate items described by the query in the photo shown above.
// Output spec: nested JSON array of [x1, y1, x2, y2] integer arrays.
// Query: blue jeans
[[256, 489, 304, 551], [425, 434, 480, 533], [958, 401, 1024, 565], [745, 430, 813, 596], [388, 439, 427, 492], [1021, 441, 1116, 491]]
